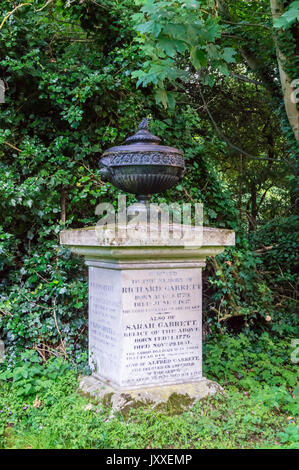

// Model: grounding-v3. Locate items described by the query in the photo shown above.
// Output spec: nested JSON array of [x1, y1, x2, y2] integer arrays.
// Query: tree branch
[[3, 141, 22, 152], [229, 72, 263, 87], [0, 3, 32, 31], [198, 87, 285, 163], [221, 20, 271, 30]]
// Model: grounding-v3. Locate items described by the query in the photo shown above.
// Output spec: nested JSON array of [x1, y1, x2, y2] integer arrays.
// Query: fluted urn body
[[98, 119, 185, 202]]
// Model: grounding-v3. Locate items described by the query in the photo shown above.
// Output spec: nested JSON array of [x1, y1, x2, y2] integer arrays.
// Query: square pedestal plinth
[[60, 224, 235, 402], [88, 263, 203, 390]]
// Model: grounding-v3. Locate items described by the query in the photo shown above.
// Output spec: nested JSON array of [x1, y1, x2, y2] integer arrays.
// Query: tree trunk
[[60, 189, 66, 224], [270, 0, 299, 141], [249, 182, 257, 231], [238, 154, 243, 218]]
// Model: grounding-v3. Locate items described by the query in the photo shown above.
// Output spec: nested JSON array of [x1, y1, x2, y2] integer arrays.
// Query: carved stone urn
[[98, 118, 185, 203]]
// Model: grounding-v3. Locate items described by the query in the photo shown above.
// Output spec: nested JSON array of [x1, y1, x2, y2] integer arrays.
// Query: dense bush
[[203, 215, 298, 336]]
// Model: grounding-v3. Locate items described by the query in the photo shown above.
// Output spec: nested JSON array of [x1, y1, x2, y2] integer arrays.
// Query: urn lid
[[125, 118, 161, 145], [101, 118, 183, 156]]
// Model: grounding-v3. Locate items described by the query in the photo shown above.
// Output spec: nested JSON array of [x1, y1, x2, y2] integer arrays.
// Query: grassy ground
[[0, 333, 298, 449]]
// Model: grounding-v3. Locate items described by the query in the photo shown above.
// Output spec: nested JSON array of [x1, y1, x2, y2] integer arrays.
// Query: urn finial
[[138, 118, 149, 130]]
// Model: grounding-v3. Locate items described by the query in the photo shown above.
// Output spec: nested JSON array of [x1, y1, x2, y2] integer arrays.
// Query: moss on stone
[[102, 392, 114, 407], [155, 393, 195, 415]]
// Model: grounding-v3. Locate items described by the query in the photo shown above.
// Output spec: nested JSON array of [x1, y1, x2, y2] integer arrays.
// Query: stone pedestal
[[60, 225, 234, 409]]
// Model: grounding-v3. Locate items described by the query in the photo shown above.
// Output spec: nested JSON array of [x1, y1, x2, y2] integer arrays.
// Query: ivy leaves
[[132, 0, 236, 107]]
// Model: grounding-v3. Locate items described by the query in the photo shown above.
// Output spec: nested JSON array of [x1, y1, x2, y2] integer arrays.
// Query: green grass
[[0, 333, 298, 449], [0, 375, 296, 449]]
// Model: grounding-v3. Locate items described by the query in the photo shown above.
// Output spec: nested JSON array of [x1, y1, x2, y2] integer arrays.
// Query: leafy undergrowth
[[0, 333, 298, 449]]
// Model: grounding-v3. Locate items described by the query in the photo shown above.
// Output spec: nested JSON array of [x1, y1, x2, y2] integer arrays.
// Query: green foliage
[[204, 215, 298, 334], [0, 238, 89, 358], [0, 350, 72, 399], [0, 0, 142, 358], [250, 216, 298, 281], [203, 332, 298, 390], [278, 424, 299, 448], [252, 387, 299, 417], [0, 334, 298, 449], [208, 247, 275, 326], [132, 0, 236, 106], [274, 1, 299, 30]]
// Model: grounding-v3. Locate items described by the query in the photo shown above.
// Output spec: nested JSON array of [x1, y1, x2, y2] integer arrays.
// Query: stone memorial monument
[[60, 120, 235, 410]]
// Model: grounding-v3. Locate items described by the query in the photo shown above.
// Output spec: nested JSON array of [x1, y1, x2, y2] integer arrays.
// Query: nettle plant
[[0, 349, 71, 398]]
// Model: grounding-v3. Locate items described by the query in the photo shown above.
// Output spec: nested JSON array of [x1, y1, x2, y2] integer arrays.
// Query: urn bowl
[[99, 119, 185, 201]]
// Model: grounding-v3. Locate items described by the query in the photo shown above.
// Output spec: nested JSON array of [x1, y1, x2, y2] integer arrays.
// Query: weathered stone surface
[[88, 266, 203, 389], [79, 375, 224, 413], [59, 224, 234, 264], [60, 224, 235, 249]]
